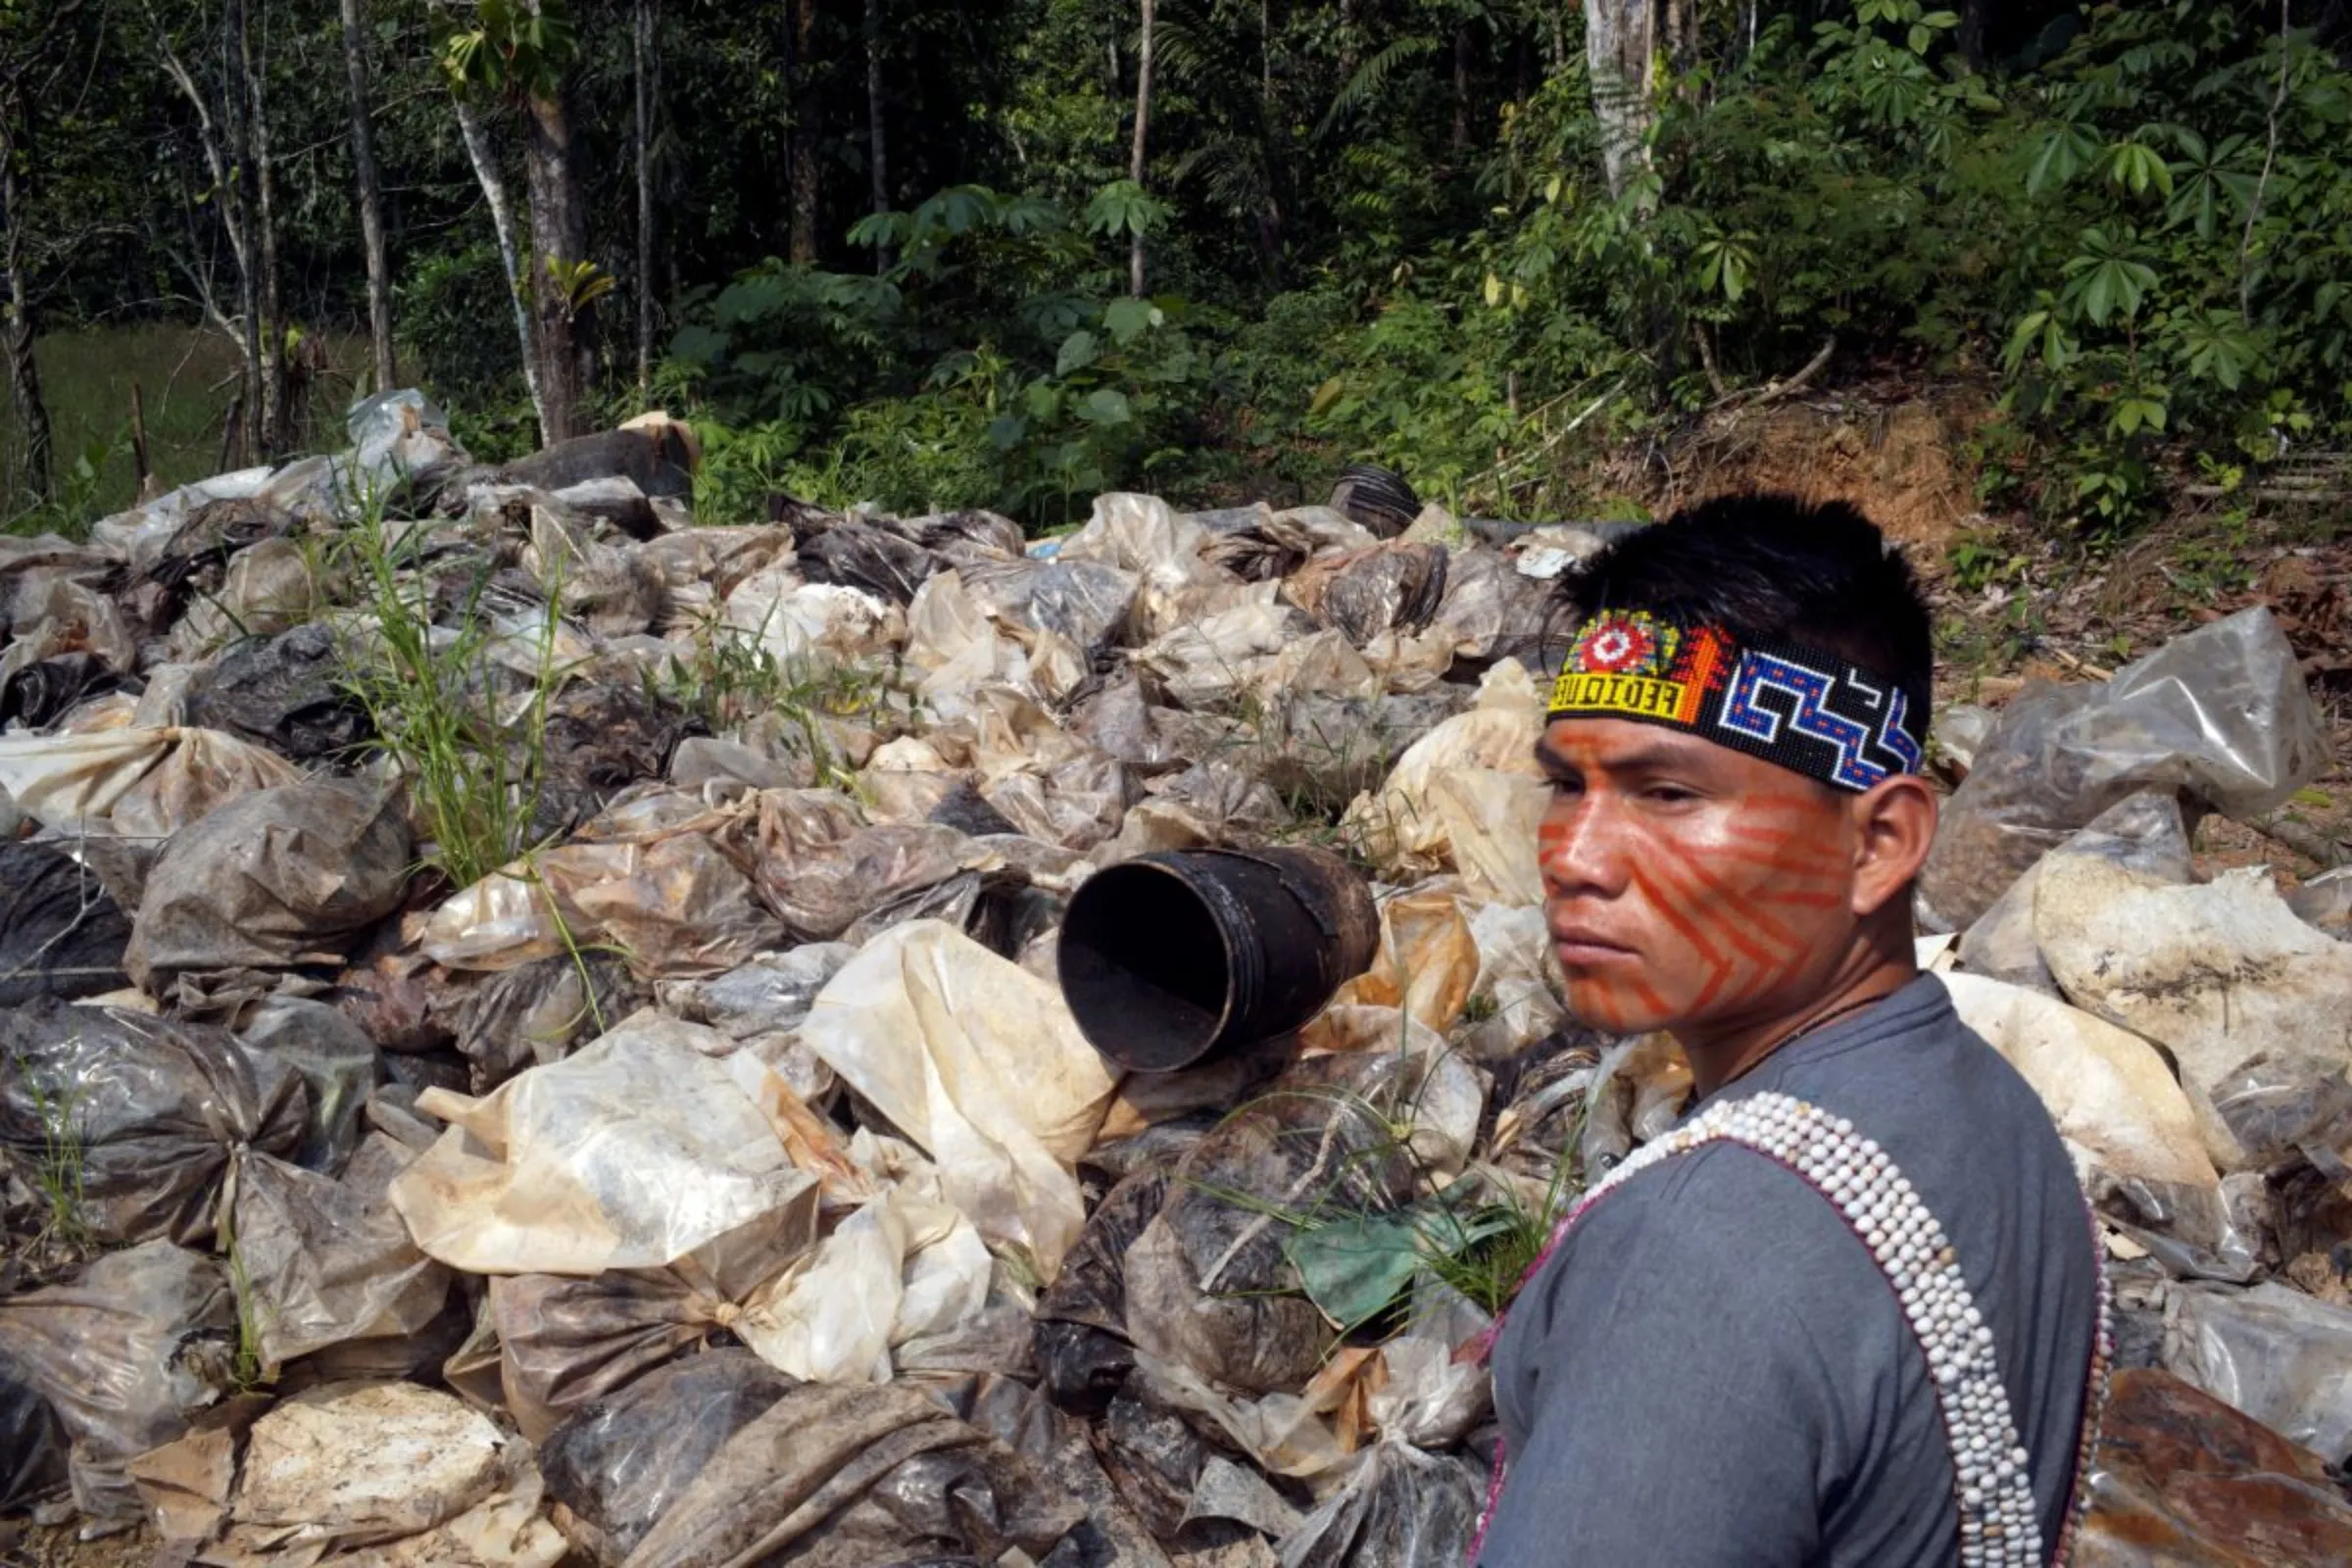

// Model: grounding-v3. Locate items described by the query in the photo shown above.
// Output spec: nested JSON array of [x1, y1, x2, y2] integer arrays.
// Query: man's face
[[1535, 715, 1867, 1038]]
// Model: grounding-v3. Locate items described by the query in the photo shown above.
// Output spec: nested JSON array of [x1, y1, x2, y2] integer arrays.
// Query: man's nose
[[1538, 795, 1629, 898]]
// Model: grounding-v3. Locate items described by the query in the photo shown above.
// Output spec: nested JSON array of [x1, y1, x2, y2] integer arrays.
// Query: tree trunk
[[1452, 24, 1470, 152], [524, 85, 589, 443], [245, 0, 288, 455], [788, 0, 819, 265], [0, 108, 50, 504], [865, 0, 888, 273], [1256, 0, 1284, 282], [634, 0, 657, 402], [1956, 0, 1989, 70], [340, 0, 396, 391], [1584, 0, 1659, 199], [453, 95, 548, 445], [222, 0, 264, 465], [1129, 0, 1154, 298]]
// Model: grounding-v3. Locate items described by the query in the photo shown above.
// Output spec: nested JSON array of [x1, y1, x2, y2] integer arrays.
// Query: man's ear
[[1847, 774, 1938, 919]]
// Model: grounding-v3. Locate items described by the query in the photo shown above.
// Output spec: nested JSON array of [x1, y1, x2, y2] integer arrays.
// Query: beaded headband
[[1546, 611, 1926, 793]]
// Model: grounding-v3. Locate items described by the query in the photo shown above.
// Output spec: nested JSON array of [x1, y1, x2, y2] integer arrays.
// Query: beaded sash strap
[[1465, 1090, 2113, 1568]]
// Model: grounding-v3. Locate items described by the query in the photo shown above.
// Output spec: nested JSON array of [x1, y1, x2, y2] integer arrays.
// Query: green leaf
[[1076, 387, 1132, 425], [1102, 297, 1156, 346], [1055, 329, 1101, 377], [1285, 1211, 1422, 1332]]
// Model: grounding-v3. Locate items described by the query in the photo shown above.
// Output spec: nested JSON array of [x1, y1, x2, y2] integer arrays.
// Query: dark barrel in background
[[1056, 847, 1380, 1073]]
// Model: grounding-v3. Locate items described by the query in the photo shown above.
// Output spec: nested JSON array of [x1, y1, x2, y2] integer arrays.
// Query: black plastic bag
[[0, 1000, 308, 1248], [1272, 1440, 1483, 1568], [1036, 1171, 1169, 1416], [0, 1346, 69, 1515], [540, 1349, 805, 1565], [182, 622, 372, 760], [799, 519, 937, 605], [0, 840, 134, 1007]]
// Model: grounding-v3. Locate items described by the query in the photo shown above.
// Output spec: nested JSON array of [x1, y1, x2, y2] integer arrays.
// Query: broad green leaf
[[1102, 297, 1155, 345], [1076, 387, 1132, 425], [1055, 329, 1100, 376]]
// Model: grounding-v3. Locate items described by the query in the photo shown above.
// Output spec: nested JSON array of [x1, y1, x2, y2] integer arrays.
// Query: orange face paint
[[1536, 715, 1864, 1039]]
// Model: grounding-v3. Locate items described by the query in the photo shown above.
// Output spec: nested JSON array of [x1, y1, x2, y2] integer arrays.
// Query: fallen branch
[[2241, 812, 2349, 871]]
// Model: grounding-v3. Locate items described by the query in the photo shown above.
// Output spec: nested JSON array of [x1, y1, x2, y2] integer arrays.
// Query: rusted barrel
[[1056, 847, 1380, 1073]]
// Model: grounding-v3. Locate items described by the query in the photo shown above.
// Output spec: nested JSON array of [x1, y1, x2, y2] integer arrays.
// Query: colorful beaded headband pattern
[[1546, 612, 1926, 793]]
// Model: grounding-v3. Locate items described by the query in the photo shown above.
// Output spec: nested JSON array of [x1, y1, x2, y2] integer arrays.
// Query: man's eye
[[1643, 784, 1699, 804], [1545, 775, 1585, 797]]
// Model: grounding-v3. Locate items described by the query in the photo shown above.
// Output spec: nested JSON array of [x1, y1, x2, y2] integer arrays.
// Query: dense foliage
[[3, 1, 2349, 531]]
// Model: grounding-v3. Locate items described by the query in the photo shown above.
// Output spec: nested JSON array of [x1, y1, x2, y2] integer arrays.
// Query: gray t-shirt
[[1479, 974, 2099, 1568]]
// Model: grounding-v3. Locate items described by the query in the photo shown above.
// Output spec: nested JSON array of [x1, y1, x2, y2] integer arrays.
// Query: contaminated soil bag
[[0, 1000, 307, 1247], [0, 1345, 69, 1513], [2034, 857, 2352, 1172], [612, 1379, 1087, 1568], [538, 1350, 806, 1566], [1919, 607, 2328, 930], [126, 774, 413, 1000], [182, 622, 372, 761], [800, 920, 1122, 1278], [0, 1241, 237, 1524], [389, 1015, 825, 1276], [231, 1136, 453, 1374], [1956, 792, 2191, 993], [1342, 660, 1544, 877], [1271, 1440, 1483, 1568]]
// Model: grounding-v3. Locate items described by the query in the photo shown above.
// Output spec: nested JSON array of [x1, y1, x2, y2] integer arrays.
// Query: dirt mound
[[1658, 396, 1984, 564]]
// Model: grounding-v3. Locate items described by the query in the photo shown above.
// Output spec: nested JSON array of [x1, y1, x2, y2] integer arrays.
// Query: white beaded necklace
[[1467, 1089, 2114, 1567]]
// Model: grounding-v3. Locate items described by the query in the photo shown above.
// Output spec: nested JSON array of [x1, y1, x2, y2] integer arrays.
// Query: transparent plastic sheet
[[125, 774, 413, 1001], [1280, 542, 1449, 647], [387, 1015, 824, 1276], [607, 1379, 1088, 1568], [1329, 888, 1479, 1038], [1462, 902, 1567, 1060], [2164, 1283, 2352, 1466], [720, 565, 907, 666], [0, 725, 174, 832], [1919, 607, 2328, 930], [109, 726, 306, 845], [800, 920, 1122, 1279], [537, 1350, 806, 1566], [1429, 546, 1553, 664], [232, 1136, 454, 1373], [1956, 792, 2191, 993], [1342, 660, 1545, 878], [166, 537, 318, 661], [755, 819, 978, 943], [0, 1000, 308, 1247], [1270, 1440, 1484, 1568], [0, 576, 137, 690], [2287, 865, 2352, 941], [1135, 598, 1301, 711], [240, 996, 382, 1174], [2033, 856, 2352, 1173], [665, 944, 858, 1041], [447, 950, 644, 1093], [0, 1241, 236, 1525], [2077, 1367, 2352, 1566], [0, 839, 134, 1005], [959, 556, 1141, 656], [1123, 1054, 1422, 1396]]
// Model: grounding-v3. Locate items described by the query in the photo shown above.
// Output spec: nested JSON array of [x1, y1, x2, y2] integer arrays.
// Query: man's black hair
[[1557, 493, 1934, 729]]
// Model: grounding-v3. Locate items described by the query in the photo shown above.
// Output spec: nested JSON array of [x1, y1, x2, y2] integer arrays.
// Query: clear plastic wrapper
[[1920, 607, 2328, 930]]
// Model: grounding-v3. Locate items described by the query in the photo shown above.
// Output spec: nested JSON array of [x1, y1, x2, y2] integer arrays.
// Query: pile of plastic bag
[[2, 391, 2349, 1566]]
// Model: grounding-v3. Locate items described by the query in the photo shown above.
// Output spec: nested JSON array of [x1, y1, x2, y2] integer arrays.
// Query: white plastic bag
[[799, 920, 1122, 1278]]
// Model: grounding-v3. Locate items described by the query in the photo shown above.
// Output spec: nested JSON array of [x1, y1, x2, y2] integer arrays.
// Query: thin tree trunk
[[865, 0, 888, 273], [1452, 24, 1470, 152], [1129, 0, 1154, 298], [453, 94, 547, 445], [1584, 0, 1659, 200], [1956, 0, 1989, 71], [788, 0, 818, 264], [1256, 0, 1284, 281], [634, 0, 656, 402], [245, 0, 288, 454], [0, 109, 50, 504], [524, 85, 587, 442], [340, 0, 396, 391], [222, 0, 264, 465]]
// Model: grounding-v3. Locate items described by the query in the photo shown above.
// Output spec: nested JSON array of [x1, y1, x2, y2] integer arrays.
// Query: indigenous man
[[1473, 496, 2107, 1568]]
